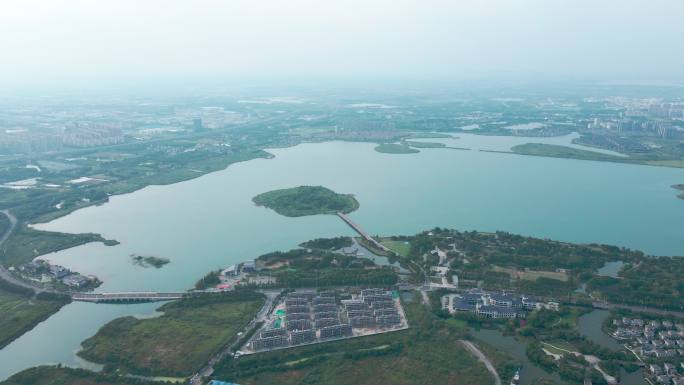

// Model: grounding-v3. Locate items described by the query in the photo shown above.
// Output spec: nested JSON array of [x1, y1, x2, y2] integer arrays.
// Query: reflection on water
[[0, 301, 161, 381], [577, 310, 623, 351], [3, 139, 684, 379]]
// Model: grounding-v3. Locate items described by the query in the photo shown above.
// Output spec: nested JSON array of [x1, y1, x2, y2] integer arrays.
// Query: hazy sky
[[1, 0, 682, 88]]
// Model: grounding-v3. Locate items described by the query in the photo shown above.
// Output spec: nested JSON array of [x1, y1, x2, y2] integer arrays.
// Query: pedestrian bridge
[[72, 291, 187, 303]]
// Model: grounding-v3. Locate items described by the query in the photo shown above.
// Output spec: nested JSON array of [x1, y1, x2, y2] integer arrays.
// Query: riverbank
[[512, 143, 684, 169], [0, 366, 166, 385], [77, 290, 264, 377], [0, 282, 70, 350]]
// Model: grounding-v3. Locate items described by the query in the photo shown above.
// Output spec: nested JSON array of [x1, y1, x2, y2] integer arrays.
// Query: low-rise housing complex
[[611, 317, 684, 384], [442, 289, 559, 319], [243, 288, 407, 354]]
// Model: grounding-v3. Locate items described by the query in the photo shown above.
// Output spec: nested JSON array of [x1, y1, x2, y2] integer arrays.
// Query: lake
[[1, 134, 683, 380]]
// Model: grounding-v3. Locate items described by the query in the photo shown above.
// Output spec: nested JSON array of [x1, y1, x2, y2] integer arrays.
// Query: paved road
[[541, 342, 617, 385], [460, 340, 501, 385], [189, 289, 283, 385], [0, 210, 46, 294]]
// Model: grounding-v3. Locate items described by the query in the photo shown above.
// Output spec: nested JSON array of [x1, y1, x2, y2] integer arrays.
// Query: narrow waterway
[[577, 310, 624, 351], [470, 329, 564, 385]]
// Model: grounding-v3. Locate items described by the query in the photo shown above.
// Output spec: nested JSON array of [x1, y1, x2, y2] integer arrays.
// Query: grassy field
[[0, 284, 69, 349], [492, 266, 569, 282], [380, 238, 411, 257], [78, 291, 265, 377], [513, 143, 684, 170], [511, 143, 624, 163], [374, 143, 420, 154], [0, 366, 166, 385], [212, 302, 491, 385], [253, 186, 359, 217]]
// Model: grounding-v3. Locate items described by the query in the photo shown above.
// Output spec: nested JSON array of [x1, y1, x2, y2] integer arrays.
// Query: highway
[[72, 292, 186, 302]]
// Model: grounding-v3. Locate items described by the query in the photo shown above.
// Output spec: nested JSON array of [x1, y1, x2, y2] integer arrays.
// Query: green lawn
[[78, 292, 264, 377], [0, 285, 69, 349], [380, 239, 411, 257]]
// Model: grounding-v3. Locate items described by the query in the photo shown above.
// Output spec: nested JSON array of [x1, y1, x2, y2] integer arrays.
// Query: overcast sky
[[1, 0, 682, 89]]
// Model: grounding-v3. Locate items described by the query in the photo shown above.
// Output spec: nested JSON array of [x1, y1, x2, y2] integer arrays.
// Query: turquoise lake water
[[1, 134, 683, 380]]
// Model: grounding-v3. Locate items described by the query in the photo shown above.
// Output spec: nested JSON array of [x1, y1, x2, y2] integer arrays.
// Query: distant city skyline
[[1, 0, 683, 89]]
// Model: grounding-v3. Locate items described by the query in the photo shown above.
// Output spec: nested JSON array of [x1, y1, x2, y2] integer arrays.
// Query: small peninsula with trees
[[252, 186, 359, 217]]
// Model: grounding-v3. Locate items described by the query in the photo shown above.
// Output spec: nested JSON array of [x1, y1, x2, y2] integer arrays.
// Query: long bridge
[[337, 212, 391, 253], [71, 291, 187, 303]]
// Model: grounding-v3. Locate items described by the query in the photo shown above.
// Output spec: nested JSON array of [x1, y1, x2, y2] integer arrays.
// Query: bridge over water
[[336, 212, 391, 253], [72, 291, 187, 303], [72, 214, 389, 304]]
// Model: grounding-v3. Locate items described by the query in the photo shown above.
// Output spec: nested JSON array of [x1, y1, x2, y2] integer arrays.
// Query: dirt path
[[460, 340, 501, 385]]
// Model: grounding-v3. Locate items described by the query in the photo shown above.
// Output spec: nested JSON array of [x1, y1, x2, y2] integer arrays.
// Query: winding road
[[0, 210, 43, 293], [460, 339, 502, 385]]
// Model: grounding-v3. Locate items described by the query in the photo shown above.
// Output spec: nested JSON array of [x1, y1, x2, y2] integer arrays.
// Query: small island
[[403, 140, 447, 149], [374, 143, 420, 154], [673, 184, 684, 200], [253, 186, 359, 217], [131, 255, 170, 269]]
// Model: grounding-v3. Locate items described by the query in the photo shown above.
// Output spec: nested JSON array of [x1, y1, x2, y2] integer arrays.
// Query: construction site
[[240, 288, 408, 354]]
